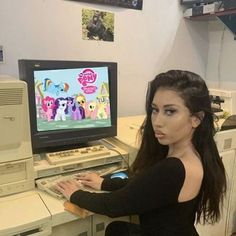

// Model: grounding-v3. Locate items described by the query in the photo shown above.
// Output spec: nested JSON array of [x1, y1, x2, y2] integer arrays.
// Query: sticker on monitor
[[34, 67, 111, 131]]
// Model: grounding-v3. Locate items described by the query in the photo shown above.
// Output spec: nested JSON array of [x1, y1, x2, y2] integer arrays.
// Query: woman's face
[[151, 88, 199, 147]]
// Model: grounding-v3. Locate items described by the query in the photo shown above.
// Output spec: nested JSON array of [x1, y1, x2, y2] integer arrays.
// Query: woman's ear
[[192, 111, 204, 128]]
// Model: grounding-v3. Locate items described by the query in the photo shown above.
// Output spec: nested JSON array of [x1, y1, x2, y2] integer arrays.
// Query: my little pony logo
[[78, 69, 97, 86], [77, 69, 97, 94], [82, 86, 98, 94]]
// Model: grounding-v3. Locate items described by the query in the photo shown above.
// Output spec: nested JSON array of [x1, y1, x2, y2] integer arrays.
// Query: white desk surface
[[0, 189, 83, 230], [116, 115, 145, 148], [38, 189, 83, 227], [0, 191, 51, 235]]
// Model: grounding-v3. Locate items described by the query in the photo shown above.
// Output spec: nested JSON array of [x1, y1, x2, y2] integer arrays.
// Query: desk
[[1, 115, 236, 236], [0, 191, 51, 236], [0, 189, 130, 236]]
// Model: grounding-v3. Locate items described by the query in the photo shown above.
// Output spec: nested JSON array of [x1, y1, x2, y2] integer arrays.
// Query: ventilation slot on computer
[[0, 88, 23, 106]]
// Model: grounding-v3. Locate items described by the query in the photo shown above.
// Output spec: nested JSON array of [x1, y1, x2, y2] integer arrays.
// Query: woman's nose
[[152, 113, 164, 127]]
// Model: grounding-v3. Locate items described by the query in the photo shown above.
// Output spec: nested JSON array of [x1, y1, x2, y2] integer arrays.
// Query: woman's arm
[[68, 158, 186, 218]]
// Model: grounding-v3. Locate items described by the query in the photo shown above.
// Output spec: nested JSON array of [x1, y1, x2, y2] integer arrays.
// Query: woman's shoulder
[[158, 157, 185, 169], [161, 156, 203, 180], [154, 157, 202, 182], [151, 157, 186, 179], [163, 153, 202, 171], [166, 156, 203, 202]]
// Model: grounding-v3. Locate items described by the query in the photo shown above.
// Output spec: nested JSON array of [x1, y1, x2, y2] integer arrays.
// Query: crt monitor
[[18, 59, 117, 154]]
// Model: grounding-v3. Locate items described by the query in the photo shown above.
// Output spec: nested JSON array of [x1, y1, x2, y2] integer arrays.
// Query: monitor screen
[[18, 59, 117, 154]]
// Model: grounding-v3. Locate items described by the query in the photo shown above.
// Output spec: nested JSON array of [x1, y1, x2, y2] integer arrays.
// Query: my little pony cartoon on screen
[[34, 67, 111, 131]]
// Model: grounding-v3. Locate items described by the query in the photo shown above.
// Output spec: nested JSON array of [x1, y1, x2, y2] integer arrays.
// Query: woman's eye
[[165, 109, 176, 116], [151, 107, 159, 114]]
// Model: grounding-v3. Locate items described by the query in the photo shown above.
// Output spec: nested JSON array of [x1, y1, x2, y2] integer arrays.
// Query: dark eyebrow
[[151, 103, 178, 108], [163, 104, 178, 108]]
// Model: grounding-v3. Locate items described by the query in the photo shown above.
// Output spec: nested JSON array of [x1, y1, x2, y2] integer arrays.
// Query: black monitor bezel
[[18, 59, 117, 154]]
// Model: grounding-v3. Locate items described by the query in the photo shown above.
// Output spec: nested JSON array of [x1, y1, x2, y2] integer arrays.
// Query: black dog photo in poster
[[68, 0, 143, 10]]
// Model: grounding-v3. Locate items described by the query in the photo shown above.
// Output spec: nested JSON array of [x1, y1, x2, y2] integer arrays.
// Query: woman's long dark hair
[[130, 70, 226, 224]]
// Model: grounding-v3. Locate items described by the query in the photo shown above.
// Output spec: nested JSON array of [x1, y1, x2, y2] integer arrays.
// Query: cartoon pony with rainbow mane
[[43, 78, 69, 96]]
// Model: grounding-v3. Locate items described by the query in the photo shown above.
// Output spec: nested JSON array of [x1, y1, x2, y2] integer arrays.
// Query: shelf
[[187, 8, 236, 20], [185, 8, 236, 39]]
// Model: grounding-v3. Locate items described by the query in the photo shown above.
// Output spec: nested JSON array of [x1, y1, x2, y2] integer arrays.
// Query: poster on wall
[[82, 9, 114, 42], [69, 0, 143, 10]]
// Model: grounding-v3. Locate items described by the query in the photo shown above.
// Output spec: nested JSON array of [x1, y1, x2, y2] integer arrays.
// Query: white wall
[[0, 0, 208, 116], [161, 18, 209, 78], [206, 19, 236, 90]]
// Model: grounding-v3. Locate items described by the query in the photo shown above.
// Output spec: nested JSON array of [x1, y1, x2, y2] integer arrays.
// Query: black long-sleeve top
[[70, 158, 199, 236]]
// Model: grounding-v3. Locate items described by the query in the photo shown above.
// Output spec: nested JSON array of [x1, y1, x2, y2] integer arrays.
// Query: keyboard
[[46, 145, 111, 165], [36, 163, 122, 199]]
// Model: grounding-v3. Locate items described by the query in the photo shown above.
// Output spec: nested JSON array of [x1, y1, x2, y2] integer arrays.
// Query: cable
[[108, 148, 130, 167], [217, 25, 226, 87]]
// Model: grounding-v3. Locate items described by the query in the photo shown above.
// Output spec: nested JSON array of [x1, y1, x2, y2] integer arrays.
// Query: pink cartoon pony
[[41, 96, 55, 121]]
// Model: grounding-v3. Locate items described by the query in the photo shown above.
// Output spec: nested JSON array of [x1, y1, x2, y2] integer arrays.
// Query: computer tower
[[0, 76, 34, 196]]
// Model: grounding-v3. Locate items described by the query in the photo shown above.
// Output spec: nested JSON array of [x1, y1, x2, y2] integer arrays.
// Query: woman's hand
[[55, 179, 81, 200], [76, 172, 104, 191]]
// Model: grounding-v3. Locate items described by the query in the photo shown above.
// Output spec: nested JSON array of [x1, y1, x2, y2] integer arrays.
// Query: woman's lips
[[154, 131, 165, 138]]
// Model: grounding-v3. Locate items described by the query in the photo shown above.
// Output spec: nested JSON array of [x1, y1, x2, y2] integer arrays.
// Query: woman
[[56, 70, 227, 236]]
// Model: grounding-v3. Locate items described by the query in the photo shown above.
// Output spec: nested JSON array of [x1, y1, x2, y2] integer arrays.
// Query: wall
[[0, 0, 208, 116], [206, 19, 236, 90], [160, 18, 209, 77]]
